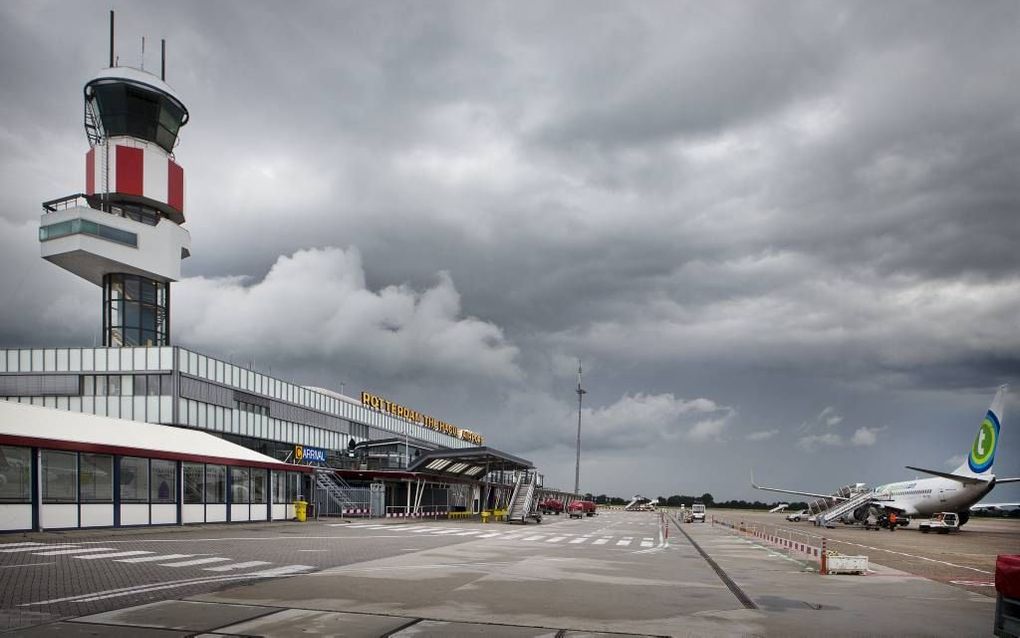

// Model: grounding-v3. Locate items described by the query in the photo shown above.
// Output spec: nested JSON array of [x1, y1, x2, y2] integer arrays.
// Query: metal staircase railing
[[314, 468, 360, 516], [506, 472, 539, 523], [816, 489, 875, 527]]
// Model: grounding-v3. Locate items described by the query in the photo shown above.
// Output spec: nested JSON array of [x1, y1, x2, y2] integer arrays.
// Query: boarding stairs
[[624, 496, 644, 511], [314, 468, 360, 516], [814, 485, 875, 527], [505, 472, 540, 524]]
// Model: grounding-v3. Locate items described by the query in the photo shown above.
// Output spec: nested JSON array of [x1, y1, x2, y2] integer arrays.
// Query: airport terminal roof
[[408, 446, 533, 480], [0, 400, 303, 471]]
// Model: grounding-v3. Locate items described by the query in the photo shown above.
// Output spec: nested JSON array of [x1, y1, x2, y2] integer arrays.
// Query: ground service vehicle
[[691, 502, 706, 522], [539, 498, 563, 515], [786, 509, 808, 522], [568, 500, 597, 518], [919, 512, 960, 534]]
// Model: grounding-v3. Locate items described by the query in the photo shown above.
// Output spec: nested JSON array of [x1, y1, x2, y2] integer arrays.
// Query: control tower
[[39, 11, 190, 347]]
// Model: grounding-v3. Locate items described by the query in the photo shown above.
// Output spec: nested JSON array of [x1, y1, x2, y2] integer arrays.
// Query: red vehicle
[[568, 500, 597, 518], [540, 498, 564, 515]]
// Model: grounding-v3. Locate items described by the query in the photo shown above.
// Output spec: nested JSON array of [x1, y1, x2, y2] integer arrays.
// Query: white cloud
[[796, 433, 844, 452], [746, 428, 780, 441], [945, 454, 966, 469], [850, 426, 882, 447], [174, 247, 521, 381]]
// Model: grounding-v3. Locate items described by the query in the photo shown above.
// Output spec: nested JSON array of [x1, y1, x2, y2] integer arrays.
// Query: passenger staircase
[[505, 471, 539, 524], [813, 484, 875, 527], [314, 468, 359, 516]]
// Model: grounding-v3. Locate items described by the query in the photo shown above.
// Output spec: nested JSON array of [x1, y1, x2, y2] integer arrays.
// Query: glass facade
[[0, 445, 31, 503], [120, 456, 149, 502], [39, 218, 138, 247], [102, 274, 169, 347], [80, 453, 113, 502], [41, 450, 77, 503]]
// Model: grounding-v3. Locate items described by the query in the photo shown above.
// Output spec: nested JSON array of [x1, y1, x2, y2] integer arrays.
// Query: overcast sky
[[2, 1, 1019, 502]]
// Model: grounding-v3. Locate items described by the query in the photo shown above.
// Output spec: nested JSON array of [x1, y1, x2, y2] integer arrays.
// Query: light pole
[[574, 361, 586, 495]]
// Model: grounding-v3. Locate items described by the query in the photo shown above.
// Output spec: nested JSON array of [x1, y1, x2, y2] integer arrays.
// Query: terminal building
[[0, 14, 571, 533]]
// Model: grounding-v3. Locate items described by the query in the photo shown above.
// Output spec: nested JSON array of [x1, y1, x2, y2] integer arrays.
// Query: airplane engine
[[956, 510, 970, 527], [852, 505, 870, 522]]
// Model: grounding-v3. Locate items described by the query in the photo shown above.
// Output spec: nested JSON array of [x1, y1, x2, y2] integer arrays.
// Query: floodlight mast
[[574, 361, 586, 495]]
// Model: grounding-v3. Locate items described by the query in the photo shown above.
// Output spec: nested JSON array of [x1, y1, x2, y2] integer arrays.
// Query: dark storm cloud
[[1, 1, 1018, 501]]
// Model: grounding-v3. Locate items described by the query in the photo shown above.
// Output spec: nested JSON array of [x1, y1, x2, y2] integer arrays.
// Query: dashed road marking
[[116, 554, 194, 563], [75, 551, 154, 560], [0, 545, 73, 553], [204, 561, 272, 572], [33, 547, 115, 556], [159, 557, 232, 567]]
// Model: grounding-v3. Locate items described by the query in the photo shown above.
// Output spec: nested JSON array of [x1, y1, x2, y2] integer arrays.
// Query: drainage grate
[[670, 514, 758, 610]]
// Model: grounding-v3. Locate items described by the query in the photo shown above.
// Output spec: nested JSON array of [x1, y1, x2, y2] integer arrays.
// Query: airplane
[[752, 385, 1018, 528], [769, 503, 789, 513]]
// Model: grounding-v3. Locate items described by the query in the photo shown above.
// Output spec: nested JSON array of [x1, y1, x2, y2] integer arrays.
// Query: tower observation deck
[[39, 12, 190, 347]]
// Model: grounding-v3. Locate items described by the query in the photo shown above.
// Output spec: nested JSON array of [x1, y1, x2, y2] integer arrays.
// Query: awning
[[0, 400, 307, 472], [408, 446, 532, 480]]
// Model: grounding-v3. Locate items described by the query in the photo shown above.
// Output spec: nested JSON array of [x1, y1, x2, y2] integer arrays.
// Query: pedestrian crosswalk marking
[[455, 531, 481, 536], [546, 536, 568, 543], [203, 561, 272, 572], [616, 538, 633, 546], [522, 535, 546, 541], [570, 537, 589, 544], [115, 553, 194, 563], [593, 538, 609, 545], [76, 551, 154, 560], [33, 547, 115, 556], [0, 544, 72, 553], [159, 557, 232, 567]]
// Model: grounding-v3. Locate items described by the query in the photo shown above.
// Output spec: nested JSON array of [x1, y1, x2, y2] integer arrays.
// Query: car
[[786, 509, 808, 522], [539, 498, 564, 515], [568, 500, 597, 518]]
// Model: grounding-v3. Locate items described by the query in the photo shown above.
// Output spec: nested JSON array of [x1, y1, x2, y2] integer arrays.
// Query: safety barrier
[[713, 517, 830, 573]]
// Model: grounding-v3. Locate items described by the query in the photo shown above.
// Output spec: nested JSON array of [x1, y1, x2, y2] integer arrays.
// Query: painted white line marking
[[0, 562, 54, 569], [593, 538, 610, 545], [159, 557, 232, 567], [433, 529, 461, 535], [249, 564, 314, 577], [641, 541, 654, 548], [33, 547, 114, 556], [546, 536, 568, 543], [569, 537, 590, 544], [831, 539, 993, 575], [75, 551, 154, 560], [455, 531, 481, 536], [0, 545, 73, 553], [522, 535, 546, 541], [477, 533, 503, 538], [0, 543, 45, 548], [115, 554, 194, 563], [203, 561, 272, 572], [616, 538, 633, 546]]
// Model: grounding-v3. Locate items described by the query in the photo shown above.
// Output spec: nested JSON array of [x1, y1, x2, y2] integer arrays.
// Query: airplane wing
[[995, 477, 1020, 484], [751, 472, 848, 501], [904, 466, 990, 485]]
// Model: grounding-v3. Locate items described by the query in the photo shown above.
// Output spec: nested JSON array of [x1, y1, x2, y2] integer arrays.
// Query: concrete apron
[[63, 521, 995, 637]]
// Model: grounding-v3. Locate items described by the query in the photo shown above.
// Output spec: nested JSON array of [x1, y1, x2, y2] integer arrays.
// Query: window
[[287, 472, 301, 501], [42, 450, 77, 503], [120, 456, 149, 502], [108, 375, 121, 396], [251, 469, 268, 504], [183, 462, 204, 503], [95, 375, 107, 396], [0, 446, 31, 503], [273, 472, 287, 503], [205, 465, 226, 504], [230, 467, 249, 504], [150, 459, 176, 503], [80, 453, 113, 502]]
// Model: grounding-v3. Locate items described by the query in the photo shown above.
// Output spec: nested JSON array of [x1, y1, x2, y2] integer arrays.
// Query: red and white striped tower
[[40, 11, 190, 347]]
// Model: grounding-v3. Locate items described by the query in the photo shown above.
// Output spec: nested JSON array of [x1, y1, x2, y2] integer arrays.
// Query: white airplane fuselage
[[872, 476, 996, 517]]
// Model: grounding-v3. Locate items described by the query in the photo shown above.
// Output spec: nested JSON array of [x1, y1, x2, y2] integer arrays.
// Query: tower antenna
[[161, 39, 166, 81], [574, 360, 586, 495], [108, 10, 115, 67]]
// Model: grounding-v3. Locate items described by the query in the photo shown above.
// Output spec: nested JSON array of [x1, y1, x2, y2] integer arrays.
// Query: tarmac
[[8, 510, 1007, 637]]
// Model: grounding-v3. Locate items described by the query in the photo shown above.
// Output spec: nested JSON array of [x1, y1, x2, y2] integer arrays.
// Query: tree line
[[585, 493, 808, 510]]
